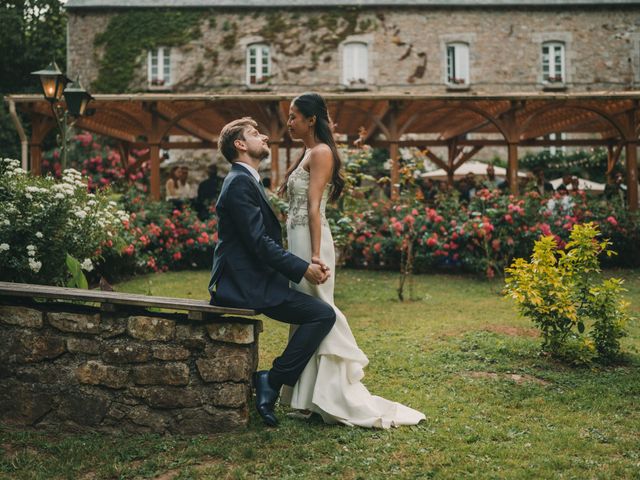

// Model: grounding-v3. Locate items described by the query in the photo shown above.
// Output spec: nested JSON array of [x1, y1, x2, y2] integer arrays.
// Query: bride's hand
[[312, 255, 330, 273]]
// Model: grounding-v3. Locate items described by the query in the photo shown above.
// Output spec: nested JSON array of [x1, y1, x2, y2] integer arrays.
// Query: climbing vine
[[93, 10, 206, 93]]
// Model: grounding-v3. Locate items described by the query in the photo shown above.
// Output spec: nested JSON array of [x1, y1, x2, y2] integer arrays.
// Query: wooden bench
[[0, 281, 262, 434], [0, 281, 257, 320]]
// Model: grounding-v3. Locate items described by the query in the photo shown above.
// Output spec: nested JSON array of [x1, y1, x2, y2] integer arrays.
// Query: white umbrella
[[550, 177, 606, 192], [421, 161, 528, 180]]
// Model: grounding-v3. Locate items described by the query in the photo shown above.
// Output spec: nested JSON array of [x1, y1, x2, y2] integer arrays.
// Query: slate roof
[[64, 0, 640, 9]]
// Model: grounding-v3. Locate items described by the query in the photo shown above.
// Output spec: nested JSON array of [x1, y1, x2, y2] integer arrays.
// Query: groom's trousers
[[259, 289, 336, 388]]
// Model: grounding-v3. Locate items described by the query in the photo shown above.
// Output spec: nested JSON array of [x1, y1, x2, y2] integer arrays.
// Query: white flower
[[26, 245, 36, 251], [35, 232, 43, 239], [54, 193, 65, 199], [74, 210, 87, 219], [0, 243, 9, 252], [25, 193, 33, 200], [2, 219, 9, 226], [81, 258, 94, 272], [28, 258, 42, 273]]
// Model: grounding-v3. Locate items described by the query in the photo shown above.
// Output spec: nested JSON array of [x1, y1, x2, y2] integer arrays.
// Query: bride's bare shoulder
[[309, 144, 333, 162]]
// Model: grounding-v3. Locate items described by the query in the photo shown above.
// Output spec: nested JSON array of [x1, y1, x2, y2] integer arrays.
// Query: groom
[[208, 117, 336, 427]]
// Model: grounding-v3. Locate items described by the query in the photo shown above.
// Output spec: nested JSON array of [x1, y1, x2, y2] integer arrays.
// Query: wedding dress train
[[280, 157, 426, 428]]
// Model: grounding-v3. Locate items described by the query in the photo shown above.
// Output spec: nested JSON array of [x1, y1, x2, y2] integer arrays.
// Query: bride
[[279, 92, 425, 428]]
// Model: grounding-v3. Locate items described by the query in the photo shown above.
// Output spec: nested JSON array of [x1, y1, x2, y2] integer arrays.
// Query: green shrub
[[504, 222, 631, 365], [0, 159, 125, 286]]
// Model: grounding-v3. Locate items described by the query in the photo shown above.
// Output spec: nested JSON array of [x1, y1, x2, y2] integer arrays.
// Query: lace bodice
[[286, 164, 330, 230]]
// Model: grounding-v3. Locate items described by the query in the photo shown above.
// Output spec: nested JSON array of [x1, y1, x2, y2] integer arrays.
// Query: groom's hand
[[304, 263, 330, 285], [311, 256, 330, 273]]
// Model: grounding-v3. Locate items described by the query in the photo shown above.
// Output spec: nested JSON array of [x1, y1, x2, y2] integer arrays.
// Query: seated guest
[[604, 172, 627, 206], [482, 164, 501, 190], [531, 167, 554, 196], [197, 164, 219, 219]]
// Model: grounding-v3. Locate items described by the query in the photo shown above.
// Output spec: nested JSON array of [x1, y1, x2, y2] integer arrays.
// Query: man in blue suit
[[209, 117, 335, 427]]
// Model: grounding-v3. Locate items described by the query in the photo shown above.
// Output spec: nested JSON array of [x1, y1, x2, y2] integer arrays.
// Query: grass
[[1, 268, 639, 479]]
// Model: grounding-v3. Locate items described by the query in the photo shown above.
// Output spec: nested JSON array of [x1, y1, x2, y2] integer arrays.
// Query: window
[[446, 42, 470, 86], [246, 44, 270, 86], [542, 42, 565, 84], [548, 132, 566, 155], [148, 47, 171, 88], [342, 42, 368, 87]]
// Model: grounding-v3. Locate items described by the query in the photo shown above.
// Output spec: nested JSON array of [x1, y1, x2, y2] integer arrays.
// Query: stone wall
[[0, 300, 261, 434], [67, 6, 640, 94]]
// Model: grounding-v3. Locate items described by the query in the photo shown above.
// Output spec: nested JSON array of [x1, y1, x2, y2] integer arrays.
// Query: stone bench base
[[0, 300, 261, 434]]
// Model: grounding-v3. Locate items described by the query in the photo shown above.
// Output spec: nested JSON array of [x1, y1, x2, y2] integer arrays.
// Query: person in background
[[570, 175, 581, 193], [605, 171, 627, 206], [459, 172, 477, 203], [531, 167, 554, 196], [557, 172, 573, 192], [482, 164, 501, 190], [197, 164, 219, 220], [419, 177, 437, 205], [165, 166, 183, 208]]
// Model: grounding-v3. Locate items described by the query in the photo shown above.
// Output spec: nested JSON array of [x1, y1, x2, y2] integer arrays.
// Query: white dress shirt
[[235, 161, 261, 183]]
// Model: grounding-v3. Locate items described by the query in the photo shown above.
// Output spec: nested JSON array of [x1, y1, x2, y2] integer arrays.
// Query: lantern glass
[[63, 79, 93, 116], [31, 61, 68, 102]]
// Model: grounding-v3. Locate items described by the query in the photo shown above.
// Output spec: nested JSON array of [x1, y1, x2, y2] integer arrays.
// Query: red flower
[[173, 252, 182, 261]]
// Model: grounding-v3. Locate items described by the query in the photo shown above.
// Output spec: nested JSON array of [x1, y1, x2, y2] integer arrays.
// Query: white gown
[[280, 156, 426, 428]]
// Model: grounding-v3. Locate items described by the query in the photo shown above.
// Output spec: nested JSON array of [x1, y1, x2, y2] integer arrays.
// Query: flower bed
[[336, 189, 640, 277]]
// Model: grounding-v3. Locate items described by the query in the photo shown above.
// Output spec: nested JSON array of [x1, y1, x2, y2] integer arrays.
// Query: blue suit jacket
[[208, 163, 309, 309]]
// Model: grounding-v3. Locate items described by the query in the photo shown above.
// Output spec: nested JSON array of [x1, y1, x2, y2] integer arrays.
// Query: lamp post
[[31, 61, 93, 170]]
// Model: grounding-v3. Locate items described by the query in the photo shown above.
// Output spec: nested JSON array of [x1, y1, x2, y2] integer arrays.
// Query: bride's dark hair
[[279, 92, 345, 202]]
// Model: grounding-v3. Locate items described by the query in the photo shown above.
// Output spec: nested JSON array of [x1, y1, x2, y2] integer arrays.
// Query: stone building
[[65, 0, 640, 95]]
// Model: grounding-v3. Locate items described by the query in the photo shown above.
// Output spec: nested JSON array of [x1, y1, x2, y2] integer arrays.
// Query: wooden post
[[148, 103, 161, 201], [508, 142, 519, 195], [390, 141, 400, 201], [30, 144, 42, 176], [388, 105, 400, 201], [626, 141, 638, 211], [270, 141, 280, 189], [149, 144, 161, 200]]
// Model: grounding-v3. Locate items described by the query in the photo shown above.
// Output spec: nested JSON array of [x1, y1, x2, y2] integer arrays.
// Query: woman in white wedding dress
[[279, 92, 425, 428]]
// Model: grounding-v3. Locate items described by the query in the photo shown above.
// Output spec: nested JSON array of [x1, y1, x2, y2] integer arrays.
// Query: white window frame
[[548, 132, 566, 155], [542, 41, 565, 85], [246, 43, 271, 87], [147, 47, 171, 89], [342, 41, 369, 87], [446, 42, 470, 87]]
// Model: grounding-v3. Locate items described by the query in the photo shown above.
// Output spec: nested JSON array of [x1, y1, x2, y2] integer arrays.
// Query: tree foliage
[[0, 0, 66, 159]]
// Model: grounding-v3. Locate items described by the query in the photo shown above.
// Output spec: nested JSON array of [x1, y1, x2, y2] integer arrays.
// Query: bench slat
[[0, 281, 257, 317]]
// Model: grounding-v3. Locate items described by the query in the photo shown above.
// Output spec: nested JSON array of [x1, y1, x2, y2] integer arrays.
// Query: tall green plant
[[504, 222, 631, 365]]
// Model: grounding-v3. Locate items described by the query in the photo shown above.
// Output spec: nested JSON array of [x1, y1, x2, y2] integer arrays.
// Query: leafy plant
[[504, 222, 631, 364], [0, 159, 125, 286]]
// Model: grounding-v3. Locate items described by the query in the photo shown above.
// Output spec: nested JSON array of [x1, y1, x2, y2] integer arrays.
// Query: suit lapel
[[231, 164, 279, 222]]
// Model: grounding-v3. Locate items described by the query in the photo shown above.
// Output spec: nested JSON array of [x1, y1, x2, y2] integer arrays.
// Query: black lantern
[[64, 77, 93, 116], [31, 61, 69, 102], [31, 62, 93, 170]]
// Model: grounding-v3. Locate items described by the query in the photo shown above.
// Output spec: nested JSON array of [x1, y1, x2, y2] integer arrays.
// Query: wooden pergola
[[5, 92, 640, 210]]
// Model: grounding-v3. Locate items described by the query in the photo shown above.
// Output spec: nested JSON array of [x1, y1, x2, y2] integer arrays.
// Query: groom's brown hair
[[219, 117, 257, 163]]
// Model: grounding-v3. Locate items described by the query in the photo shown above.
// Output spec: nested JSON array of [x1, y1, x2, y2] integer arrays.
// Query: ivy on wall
[[93, 10, 205, 93], [256, 9, 378, 79]]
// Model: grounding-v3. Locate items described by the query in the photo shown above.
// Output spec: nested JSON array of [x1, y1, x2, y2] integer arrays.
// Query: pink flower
[[606, 216, 618, 226], [374, 242, 382, 253]]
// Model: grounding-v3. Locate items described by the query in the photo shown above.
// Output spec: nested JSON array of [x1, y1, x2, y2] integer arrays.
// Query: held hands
[[304, 256, 331, 285]]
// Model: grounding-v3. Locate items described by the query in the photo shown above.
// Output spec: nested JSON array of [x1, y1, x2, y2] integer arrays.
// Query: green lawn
[[1, 269, 639, 479]]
